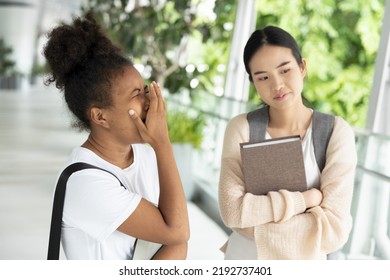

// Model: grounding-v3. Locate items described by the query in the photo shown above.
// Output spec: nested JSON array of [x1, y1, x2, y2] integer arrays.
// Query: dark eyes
[[257, 69, 290, 81], [259, 76, 269, 81], [132, 86, 149, 98]]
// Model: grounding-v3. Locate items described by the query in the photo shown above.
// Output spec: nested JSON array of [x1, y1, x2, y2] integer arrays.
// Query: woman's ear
[[300, 59, 307, 78], [89, 107, 109, 128]]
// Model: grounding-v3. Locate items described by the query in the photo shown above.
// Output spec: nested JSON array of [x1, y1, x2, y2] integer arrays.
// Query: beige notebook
[[240, 135, 307, 195]]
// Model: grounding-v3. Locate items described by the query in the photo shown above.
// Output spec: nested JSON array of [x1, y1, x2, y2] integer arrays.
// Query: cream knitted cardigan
[[218, 113, 357, 259]]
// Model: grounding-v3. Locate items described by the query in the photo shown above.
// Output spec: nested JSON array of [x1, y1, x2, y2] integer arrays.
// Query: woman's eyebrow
[[129, 85, 147, 95], [253, 61, 291, 75], [276, 61, 291, 69]]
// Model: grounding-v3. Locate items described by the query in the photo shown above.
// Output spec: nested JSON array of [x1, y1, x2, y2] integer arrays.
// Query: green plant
[[166, 109, 205, 149], [0, 39, 16, 75], [31, 61, 48, 77], [249, 0, 385, 127], [81, 0, 235, 94]]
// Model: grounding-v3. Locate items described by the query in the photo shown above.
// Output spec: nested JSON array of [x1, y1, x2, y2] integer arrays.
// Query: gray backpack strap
[[312, 111, 335, 172], [247, 107, 334, 172], [247, 106, 269, 142]]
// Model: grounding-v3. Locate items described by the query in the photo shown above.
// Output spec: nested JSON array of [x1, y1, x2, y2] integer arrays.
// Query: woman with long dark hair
[[218, 26, 356, 259]]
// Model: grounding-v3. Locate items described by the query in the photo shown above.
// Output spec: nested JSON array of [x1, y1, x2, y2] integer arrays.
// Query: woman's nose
[[142, 92, 150, 108], [271, 76, 284, 91], [141, 89, 149, 101]]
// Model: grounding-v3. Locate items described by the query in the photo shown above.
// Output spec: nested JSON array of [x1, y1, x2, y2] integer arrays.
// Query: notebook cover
[[240, 135, 307, 195]]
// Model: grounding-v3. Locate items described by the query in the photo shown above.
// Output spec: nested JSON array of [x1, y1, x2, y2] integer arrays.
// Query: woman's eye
[[130, 91, 140, 99], [281, 69, 290, 74], [259, 76, 268, 81]]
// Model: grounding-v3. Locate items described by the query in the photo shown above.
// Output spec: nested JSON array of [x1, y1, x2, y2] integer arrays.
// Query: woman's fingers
[[129, 109, 147, 136], [155, 82, 166, 111], [129, 81, 168, 147], [148, 81, 159, 112], [149, 82, 164, 112]]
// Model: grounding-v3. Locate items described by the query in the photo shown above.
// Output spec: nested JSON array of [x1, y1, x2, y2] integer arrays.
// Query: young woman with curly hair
[[44, 13, 189, 260]]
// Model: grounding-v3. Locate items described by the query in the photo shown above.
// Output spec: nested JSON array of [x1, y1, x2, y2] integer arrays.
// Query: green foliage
[[250, 0, 385, 127], [166, 109, 205, 149], [82, 0, 236, 95], [0, 39, 16, 75], [82, 0, 384, 128]]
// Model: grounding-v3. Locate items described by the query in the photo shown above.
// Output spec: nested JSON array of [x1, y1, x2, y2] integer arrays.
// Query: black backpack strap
[[312, 111, 335, 172], [247, 106, 269, 142], [47, 162, 125, 260]]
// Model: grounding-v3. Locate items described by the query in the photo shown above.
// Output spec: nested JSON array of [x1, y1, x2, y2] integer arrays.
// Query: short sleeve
[[63, 169, 142, 242]]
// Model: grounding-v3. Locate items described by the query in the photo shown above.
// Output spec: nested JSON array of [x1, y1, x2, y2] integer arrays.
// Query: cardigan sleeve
[[306, 116, 357, 252], [253, 116, 357, 258], [218, 113, 307, 230]]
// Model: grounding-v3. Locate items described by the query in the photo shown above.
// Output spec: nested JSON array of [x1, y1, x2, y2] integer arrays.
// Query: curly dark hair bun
[[43, 12, 132, 131], [44, 12, 121, 89]]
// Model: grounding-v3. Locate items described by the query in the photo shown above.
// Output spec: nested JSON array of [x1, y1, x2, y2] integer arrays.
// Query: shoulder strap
[[247, 106, 269, 142], [312, 111, 335, 172], [246, 107, 334, 172], [47, 162, 125, 260]]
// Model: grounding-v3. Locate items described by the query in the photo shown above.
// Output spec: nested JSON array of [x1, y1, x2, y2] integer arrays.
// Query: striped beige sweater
[[218, 113, 357, 259]]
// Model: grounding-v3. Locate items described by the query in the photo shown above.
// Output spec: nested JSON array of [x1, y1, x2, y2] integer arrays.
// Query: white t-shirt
[[298, 122, 321, 189], [60, 144, 160, 260]]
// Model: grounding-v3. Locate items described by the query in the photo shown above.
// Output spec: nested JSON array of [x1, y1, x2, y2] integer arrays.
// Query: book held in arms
[[240, 135, 307, 195]]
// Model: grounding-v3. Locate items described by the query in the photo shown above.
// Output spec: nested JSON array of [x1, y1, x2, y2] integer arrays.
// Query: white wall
[[0, 1, 40, 78], [0, 0, 81, 88]]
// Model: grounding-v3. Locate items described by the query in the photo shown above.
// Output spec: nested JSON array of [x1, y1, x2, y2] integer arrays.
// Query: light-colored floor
[[0, 80, 226, 260]]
